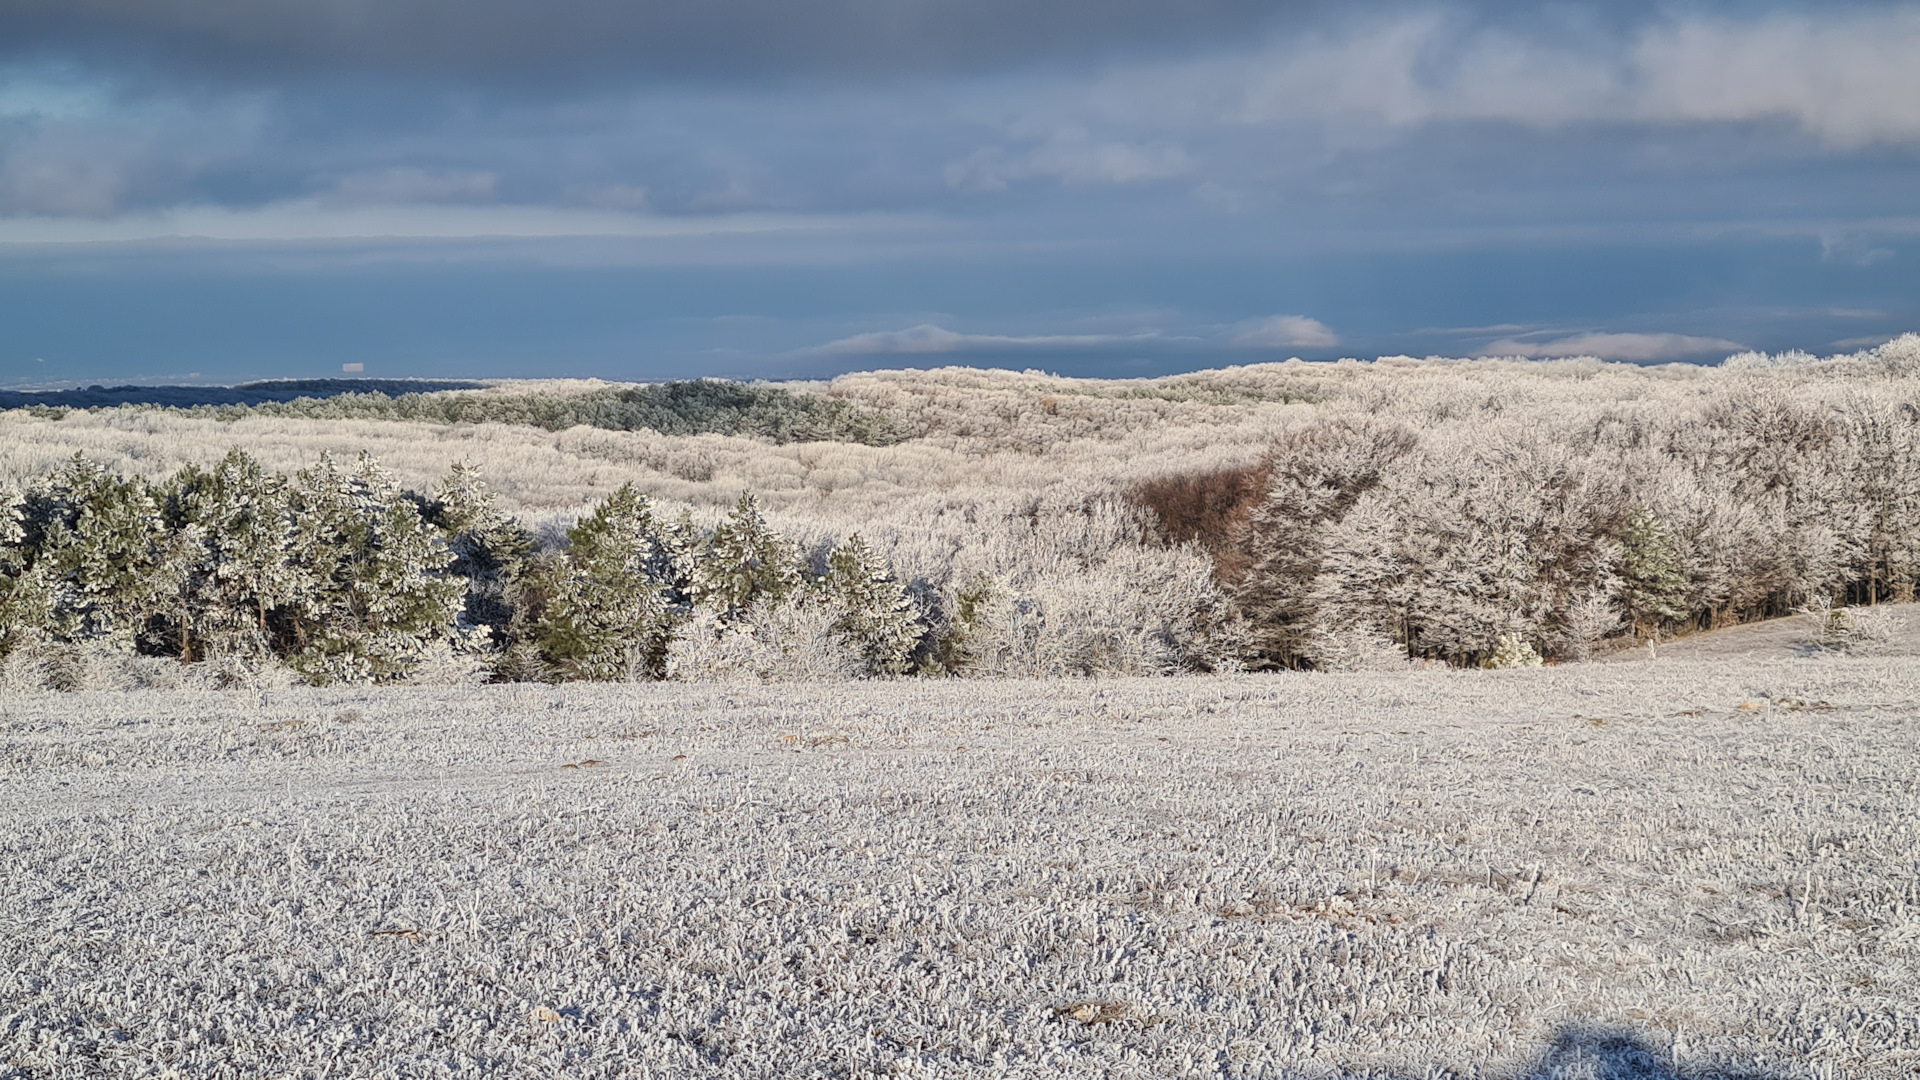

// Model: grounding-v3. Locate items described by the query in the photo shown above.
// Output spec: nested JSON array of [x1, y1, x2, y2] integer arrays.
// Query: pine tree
[[897, 573, 997, 676], [0, 485, 47, 657], [1619, 504, 1689, 643], [169, 449, 302, 661], [1485, 631, 1543, 668], [26, 456, 176, 650], [693, 492, 801, 621], [286, 453, 461, 683], [819, 533, 922, 676], [429, 462, 534, 649], [532, 483, 682, 681]]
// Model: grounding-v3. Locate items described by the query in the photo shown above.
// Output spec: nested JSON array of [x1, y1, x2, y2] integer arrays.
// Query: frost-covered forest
[[3, 334, 1918, 688]]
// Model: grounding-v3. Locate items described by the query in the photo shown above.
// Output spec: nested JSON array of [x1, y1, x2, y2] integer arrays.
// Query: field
[[6, 655, 1918, 1078]]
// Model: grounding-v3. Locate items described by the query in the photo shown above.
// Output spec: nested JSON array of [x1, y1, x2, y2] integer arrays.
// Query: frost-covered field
[[4, 661, 1919, 1079]]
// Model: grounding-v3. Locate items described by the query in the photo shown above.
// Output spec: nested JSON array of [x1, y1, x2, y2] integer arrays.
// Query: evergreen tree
[[0, 485, 48, 657], [693, 492, 801, 621], [1485, 631, 1544, 668], [917, 573, 998, 675], [1619, 504, 1689, 643], [24, 456, 176, 649], [286, 453, 461, 683], [532, 483, 682, 681], [819, 533, 922, 676], [169, 449, 302, 660], [428, 462, 534, 649]]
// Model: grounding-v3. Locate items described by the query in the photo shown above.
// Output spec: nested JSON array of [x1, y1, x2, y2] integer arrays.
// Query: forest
[[2, 333, 1917, 688]]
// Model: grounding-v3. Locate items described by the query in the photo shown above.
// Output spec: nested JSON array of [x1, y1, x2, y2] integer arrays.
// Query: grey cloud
[[799, 323, 1170, 358], [1072, 6, 1920, 146], [1228, 315, 1337, 348], [0, 0, 1318, 82], [0, 135, 130, 215], [945, 129, 1194, 191], [328, 167, 497, 205], [1479, 332, 1744, 361]]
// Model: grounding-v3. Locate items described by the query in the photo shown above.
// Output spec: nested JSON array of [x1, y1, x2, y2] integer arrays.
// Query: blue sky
[[1, 1, 1917, 385]]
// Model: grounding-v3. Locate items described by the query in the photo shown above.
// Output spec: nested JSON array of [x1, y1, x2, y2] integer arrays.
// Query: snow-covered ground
[[5, 660, 1919, 1078]]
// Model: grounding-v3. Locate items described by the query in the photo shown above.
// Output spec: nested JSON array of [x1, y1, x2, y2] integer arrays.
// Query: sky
[[1, 0, 1917, 386]]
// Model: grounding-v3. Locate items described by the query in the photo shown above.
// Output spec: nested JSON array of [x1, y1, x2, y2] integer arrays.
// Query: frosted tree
[[1231, 418, 1417, 668], [692, 492, 801, 621], [1844, 407, 1920, 603], [1618, 505, 1690, 645], [819, 533, 922, 676], [168, 449, 302, 661], [913, 573, 999, 676], [0, 485, 48, 658], [22, 456, 177, 651], [531, 482, 684, 681], [1559, 582, 1624, 663], [285, 453, 462, 684], [428, 462, 534, 650], [1306, 434, 1623, 665]]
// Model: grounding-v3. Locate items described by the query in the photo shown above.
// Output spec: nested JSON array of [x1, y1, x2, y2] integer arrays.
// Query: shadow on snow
[[1327, 1025, 1793, 1080]]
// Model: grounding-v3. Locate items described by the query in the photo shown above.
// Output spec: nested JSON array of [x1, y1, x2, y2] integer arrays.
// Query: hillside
[[4, 334, 1920, 684]]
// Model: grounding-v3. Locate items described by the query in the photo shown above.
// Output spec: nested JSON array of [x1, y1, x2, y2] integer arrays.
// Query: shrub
[[1127, 463, 1269, 580], [693, 493, 802, 621], [1485, 632, 1544, 669], [528, 483, 690, 681], [819, 534, 923, 676], [282, 454, 463, 684]]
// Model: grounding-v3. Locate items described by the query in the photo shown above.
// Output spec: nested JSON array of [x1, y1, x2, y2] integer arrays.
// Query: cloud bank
[[1230, 315, 1338, 349], [1478, 332, 1745, 362], [0, 0, 1294, 80], [800, 324, 1170, 358], [0, 201, 918, 243], [1086, 7, 1920, 146], [0, 2, 1914, 381]]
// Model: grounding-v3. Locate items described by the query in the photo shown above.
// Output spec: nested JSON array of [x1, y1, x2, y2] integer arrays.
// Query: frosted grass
[[5, 659, 1917, 1077]]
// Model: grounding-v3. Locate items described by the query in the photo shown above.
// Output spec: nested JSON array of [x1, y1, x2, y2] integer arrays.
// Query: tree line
[[0, 452, 926, 686], [1132, 382, 1920, 668], [10, 362, 1918, 686]]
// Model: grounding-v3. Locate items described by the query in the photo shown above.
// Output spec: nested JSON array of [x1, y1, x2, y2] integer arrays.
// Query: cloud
[[4, 6, 1916, 243], [800, 323, 1165, 357], [329, 168, 497, 205], [0, 201, 921, 243], [1229, 315, 1337, 348], [1085, 8, 1920, 145], [0, 136, 131, 216], [1634, 13, 1920, 146], [1820, 232, 1895, 267], [1830, 335, 1896, 350], [0, 0, 1291, 81], [0, 78, 270, 217], [946, 128, 1194, 191], [1478, 332, 1744, 361], [563, 183, 651, 212]]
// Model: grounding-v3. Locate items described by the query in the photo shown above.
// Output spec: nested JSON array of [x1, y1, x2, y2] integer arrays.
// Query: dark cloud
[[0, 0, 1326, 82]]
